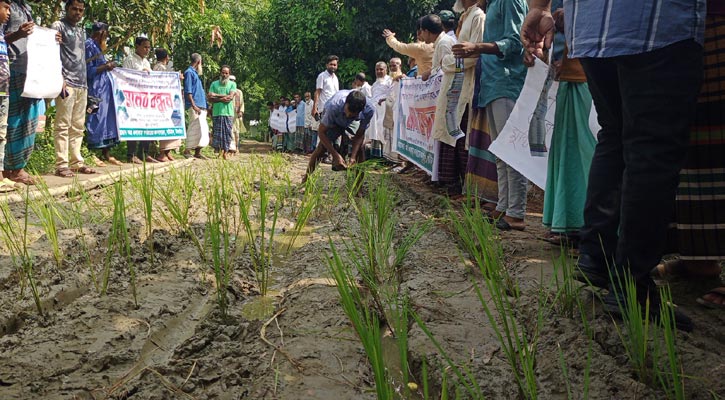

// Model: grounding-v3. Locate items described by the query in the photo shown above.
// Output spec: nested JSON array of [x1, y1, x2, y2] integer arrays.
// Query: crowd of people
[[270, 0, 724, 329], [0, 0, 721, 329], [0, 0, 248, 191]]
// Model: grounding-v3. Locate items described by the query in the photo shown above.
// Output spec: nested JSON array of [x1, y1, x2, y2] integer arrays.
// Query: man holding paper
[[51, 0, 95, 178]]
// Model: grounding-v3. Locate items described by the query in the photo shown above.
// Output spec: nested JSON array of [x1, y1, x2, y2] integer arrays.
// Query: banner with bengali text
[[110, 68, 186, 141], [393, 73, 442, 179]]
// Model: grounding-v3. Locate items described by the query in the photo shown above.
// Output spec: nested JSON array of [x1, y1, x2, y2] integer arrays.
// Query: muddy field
[[0, 146, 723, 400]]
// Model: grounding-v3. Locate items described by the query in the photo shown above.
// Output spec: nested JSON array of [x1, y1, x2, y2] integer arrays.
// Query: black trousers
[[127, 141, 151, 159], [579, 39, 703, 281]]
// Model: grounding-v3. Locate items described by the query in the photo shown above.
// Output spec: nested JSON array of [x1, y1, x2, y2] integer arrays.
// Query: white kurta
[[431, 5, 486, 147]]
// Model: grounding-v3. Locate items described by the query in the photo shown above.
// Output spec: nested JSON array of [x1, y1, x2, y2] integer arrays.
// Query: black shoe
[[574, 254, 609, 289], [602, 284, 694, 332]]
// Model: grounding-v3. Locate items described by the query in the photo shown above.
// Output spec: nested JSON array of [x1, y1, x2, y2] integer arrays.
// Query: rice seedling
[[285, 169, 321, 254], [412, 312, 484, 398], [156, 167, 206, 262], [103, 177, 136, 307], [29, 180, 64, 270], [608, 269, 655, 385], [205, 162, 245, 317], [551, 247, 580, 318], [131, 162, 156, 263], [238, 175, 279, 296], [654, 285, 685, 400], [69, 194, 97, 291], [450, 193, 541, 398], [0, 191, 43, 315], [326, 239, 395, 399]]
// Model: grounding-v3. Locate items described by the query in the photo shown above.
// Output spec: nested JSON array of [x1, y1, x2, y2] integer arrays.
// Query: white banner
[[270, 108, 287, 132], [22, 27, 63, 99], [488, 58, 599, 189], [110, 68, 186, 141], [286, 110, 296, 133], [393, 74, 442, 179]]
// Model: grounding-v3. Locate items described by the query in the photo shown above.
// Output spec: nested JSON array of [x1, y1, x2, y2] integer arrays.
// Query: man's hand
[[106, 61, 116, 71], [331, 153, 346, 169], [192, 105, 201, 114], [18, 22, 34, 39], [420, 71, 431, 81], [452, 42, 479, 58], [55, 31, 62, 44], [521, 7, 555, 62], [382, 29, 395, 39]]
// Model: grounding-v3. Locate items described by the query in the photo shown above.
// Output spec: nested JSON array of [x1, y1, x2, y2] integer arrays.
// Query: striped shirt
[[564, 0, 707, 58]]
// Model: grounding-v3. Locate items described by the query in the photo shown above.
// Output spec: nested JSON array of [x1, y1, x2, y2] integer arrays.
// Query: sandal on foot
[[651, 260, 721, 282], [106, 157, 123, 166], [71, 166, 96, 174], [0, 178, 17, 192], [696, 287, 725, 309], [91, 156, 106, 167], [55, 168, 75, 178]]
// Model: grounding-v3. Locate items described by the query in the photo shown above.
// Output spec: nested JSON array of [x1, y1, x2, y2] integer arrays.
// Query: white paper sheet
[[22, 26, 63, 99]]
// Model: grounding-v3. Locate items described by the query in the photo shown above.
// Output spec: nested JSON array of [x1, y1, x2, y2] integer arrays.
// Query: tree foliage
[[256, 0, 454, 94]]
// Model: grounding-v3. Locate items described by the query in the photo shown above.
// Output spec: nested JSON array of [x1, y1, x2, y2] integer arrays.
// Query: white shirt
[[431, 33, 456, 73], [356, 81, 372, 98], [123, 52, 151, 72], [446, 30, 458, 43], [303, 99, 314, 128], [315, 70, 339, 112]]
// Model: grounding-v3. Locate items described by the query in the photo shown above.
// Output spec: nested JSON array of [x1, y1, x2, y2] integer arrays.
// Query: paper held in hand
[[22, 26, 64, 99]]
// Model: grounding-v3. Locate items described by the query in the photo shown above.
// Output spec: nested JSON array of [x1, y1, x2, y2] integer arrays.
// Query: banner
[[488, 58, 599, 189], [286, 110, 296, 133], [110, 68, 186, 141], [22, 27, 63, 99], [393, 73, 442, 179], [269, 108, 287, 132]]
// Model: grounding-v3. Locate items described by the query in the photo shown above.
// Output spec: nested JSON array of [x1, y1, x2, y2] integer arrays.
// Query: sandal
[[71, 166, 96, 174], [0, 178, 17, 193], [651, 260, 721, 282], [55, 168, 75, 178], [91, 155, 106, 167], [696, 287, 725, 309], [106, 157, 123, 166], [496, 217, 526, 231]]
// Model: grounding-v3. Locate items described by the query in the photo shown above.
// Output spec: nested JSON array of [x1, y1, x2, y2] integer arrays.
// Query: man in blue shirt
[[182, 53, 209, 159], [522, 0, 705, 331], [303, 90, 375, 181]]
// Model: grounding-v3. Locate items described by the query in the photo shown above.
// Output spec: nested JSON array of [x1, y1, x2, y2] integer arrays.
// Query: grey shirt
[[4, 0, 33, 74], [50, 18, 86, 88]]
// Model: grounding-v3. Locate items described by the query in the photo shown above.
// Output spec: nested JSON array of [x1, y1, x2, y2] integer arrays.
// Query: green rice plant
[[450, 194, 540, 398], [326, 239, 395, 400], [551, 246, 580, 318], [608, 269, 656, 385], [156, 167, 206, 262], [69, 195, 97, 291], [286, 169, 321, 254], [238, 176, 278, 296], [654, 285, 685, 400], [0, 192, 43, 315], [412, 312, 484, 398], [131, 162, 156, 263], [448, 196, 517, 297], [29, 180, 65, 270], [104, 177, 136, 307], [204, 162, 245, 317], [206, 188, 232, 317]]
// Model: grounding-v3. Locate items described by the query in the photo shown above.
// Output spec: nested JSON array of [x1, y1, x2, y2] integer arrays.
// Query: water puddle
[[241, 295, 277, 321]]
